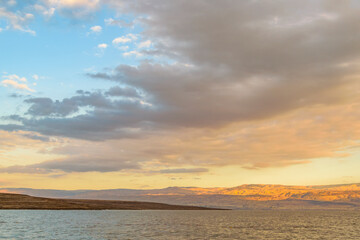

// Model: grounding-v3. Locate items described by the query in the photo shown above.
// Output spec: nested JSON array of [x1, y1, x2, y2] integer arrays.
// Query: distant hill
[[0, 193, 218, 210], [2, 183, 360, 209]]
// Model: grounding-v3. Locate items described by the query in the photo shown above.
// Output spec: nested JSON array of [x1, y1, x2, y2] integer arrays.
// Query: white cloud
[[90, 25, 102, 33], [0, 7, 36, 35], [2, 79, 34, 92], [1, 74, 34, 92], [25, 13, 34, 19], [104, 18, 116, 25], [123, 51, 142, 57], [126, 33, 137, 40], [112, 33, 138, 45], [7, 0, 16, 6], [43, 7, 56, 18], [95, 43, 108, 57], [112, 36, 132, 44], [48, 0, 99, 8], [33, 4, 56, 18], [43, 0, 100, 18], [32, 74, 39, 80], [138, 40, 152, 49], [97, 43, 107, 49], [105, 18, 134, 28], [4, 74, 27, 82]]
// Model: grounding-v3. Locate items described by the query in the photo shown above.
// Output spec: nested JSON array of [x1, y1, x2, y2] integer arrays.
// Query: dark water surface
[[0, 210, 359, 239]]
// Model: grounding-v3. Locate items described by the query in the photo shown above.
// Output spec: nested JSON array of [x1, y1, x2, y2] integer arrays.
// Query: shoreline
[[0, 193, 223, 210]]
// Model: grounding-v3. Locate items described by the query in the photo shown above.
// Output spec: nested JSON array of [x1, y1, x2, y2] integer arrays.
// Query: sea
[[0, 210, 359, 239]]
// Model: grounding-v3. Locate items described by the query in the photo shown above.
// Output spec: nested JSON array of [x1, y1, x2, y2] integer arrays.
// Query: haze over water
[[1, 210, 359, 239]]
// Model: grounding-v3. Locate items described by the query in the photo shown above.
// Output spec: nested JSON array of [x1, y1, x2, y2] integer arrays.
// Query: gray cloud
[[3, 0, 360, 174], [0, 165, 50, 174], [0, 124, 24, 132], [86, 72, 112, 80], [8, 93, 27, 98], [22, 133, 51, 142], [24, 91, 120, 117], [25, 98, 80, 117], [105, 86, 141, 98], [158, 168, 209, 174], [1, 0, 360, 168], [0, 157, 140, 173]]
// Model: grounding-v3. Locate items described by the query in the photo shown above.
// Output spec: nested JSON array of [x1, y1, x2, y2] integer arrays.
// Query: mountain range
[[2, 183, 360, 210]]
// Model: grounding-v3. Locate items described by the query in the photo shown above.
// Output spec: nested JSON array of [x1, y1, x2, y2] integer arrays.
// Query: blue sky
[[1, 3, 144, 104], [0, 2, 152, 126]]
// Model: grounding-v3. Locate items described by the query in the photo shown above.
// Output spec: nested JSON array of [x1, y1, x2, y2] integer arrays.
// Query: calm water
[[0, 210, 359, 239]]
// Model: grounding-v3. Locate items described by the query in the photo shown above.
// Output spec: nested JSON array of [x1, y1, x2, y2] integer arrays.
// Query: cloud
[[112, 33, 137, 45], [90, 25, 102, 33], [32, 74, 39, 80], [124, 33, 137, 40], [39, 157, 139, 172], [112, 36, 131, 44], [0, 7, 35, 35], [97, 43, 107, 49], [0, 130, 61, 168], [85, 72, 111, 80], [8, 93, 26, 98], [1, 73, 35, 92], [105, 86, 140, 98], [3, 98, 358, 173], [49, 101, 360, 170], [33, 4, 55, 18], [138, 40, 151, 49], [95, 43, 108, 57], [0, 130, 48, 151], [24, 97, 79, 116], [2, 0, 360, 170], [21, 133, 51, 142], [2, 79, 34, 92], [0, 89, 151, 140], [3, 74, 27, 82], [7, 0, 16, 7], [83, 0, 360, 133], [123, 50, 142, 57], [116, 45, 129, 51], [0, 157, 140, 173], [23, 91, 119, 117], [52, 0, 99, 8], [104, 17, 133, 28], [41, 0, 100, 18], [158, 168, 209, 174]]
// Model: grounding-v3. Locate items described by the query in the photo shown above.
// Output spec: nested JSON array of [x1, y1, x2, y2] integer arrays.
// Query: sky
[[0, 0, 360, 190]]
